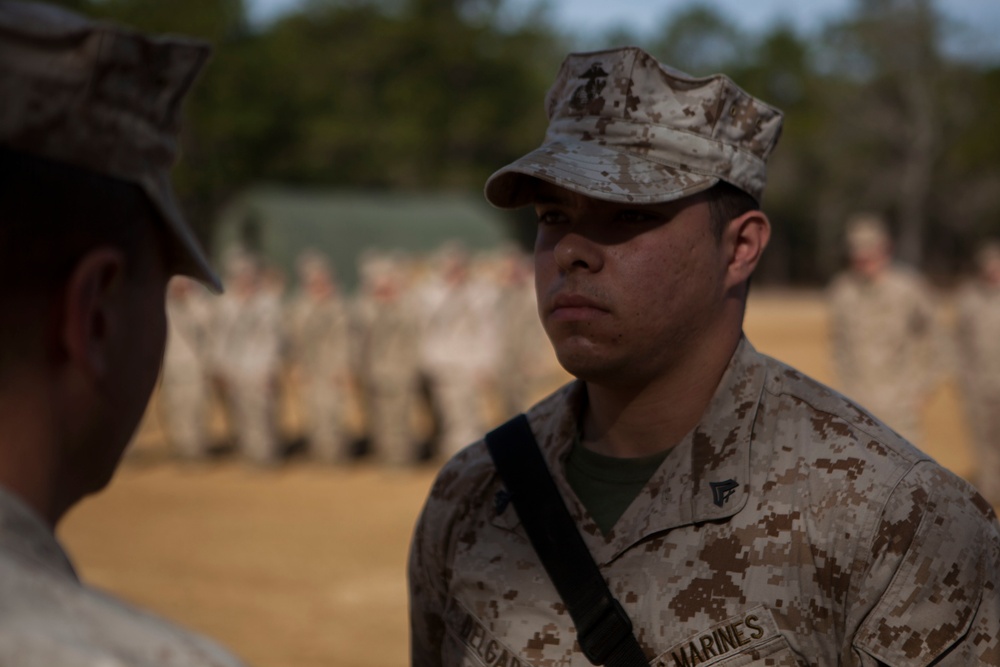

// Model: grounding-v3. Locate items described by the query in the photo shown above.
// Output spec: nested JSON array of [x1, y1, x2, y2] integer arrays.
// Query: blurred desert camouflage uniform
[[493, 247, 550, 416], [356, 252, 422, 465], [828, 220, 944, 444], [955, 242, 1000, 506], [161, 278, 215, 460], [410, 47, 1000, 667], [411, 339, 1000, 667], [418, 246, 495, 459], [286, 251, 354, 462], [213, 253, 284, 465], [0, 1, 243, 664]]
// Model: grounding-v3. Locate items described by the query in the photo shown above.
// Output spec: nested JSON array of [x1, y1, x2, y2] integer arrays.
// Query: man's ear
[[61, 248, 127, 379], [725, 210, 771, 290]]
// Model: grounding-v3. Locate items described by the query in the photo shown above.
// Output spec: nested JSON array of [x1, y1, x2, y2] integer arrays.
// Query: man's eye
[[536, 210, 567, 225]]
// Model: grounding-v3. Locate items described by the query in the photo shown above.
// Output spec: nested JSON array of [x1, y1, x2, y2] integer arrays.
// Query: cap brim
[[484, 141, 719, 209], [140, 172, 223, 293]]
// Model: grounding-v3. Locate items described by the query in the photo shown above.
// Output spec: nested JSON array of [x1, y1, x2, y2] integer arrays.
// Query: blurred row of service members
[[157, 244, 553, 467], [828, 214, 1000, 505], [158, 218, 1000, 498]]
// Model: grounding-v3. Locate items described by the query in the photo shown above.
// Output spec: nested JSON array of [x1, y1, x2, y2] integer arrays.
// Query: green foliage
[[35, 0, 1000, 283], [646, 6, 748, 76]]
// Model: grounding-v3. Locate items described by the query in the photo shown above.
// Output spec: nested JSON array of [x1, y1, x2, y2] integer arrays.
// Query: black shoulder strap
[[484, 414, 649, 667]]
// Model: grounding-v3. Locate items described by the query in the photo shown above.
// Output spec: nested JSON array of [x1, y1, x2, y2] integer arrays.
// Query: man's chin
[[553, 340, 668, 389], [553, 347, 621, 384]]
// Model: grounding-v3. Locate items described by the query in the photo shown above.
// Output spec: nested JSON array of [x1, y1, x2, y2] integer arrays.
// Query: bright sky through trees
[[248, 0, 1000, 62]]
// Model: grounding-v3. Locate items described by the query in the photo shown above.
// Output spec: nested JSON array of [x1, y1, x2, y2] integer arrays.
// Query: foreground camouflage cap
[[485, 47, 783, 208], [0, 0, 221, 292]]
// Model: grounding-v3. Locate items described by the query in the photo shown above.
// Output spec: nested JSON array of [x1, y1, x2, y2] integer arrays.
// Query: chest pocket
[[652, 606, 805, 667]]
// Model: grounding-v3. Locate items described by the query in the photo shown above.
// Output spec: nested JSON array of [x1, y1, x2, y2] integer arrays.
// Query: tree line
[[51, 0, 1000, 284]]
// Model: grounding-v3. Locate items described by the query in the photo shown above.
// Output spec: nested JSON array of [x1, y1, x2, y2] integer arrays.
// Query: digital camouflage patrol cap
[[485, 46, 784, 209], [0, 0, 221, 292]]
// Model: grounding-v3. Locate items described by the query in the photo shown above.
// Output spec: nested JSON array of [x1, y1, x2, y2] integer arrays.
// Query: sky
[[247, 0, 1000, 62]]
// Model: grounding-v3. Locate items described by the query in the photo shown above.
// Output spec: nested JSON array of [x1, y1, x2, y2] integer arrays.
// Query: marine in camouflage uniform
[[286, 250, 353, 463], [212, 253, 284, 466], [160, 277, 215, 461], [827, 215, 944, 444], [955, 241, 1000, 506], [418, 245, 495, 460], [412, 340, 999, 667], [0, 2, 245, 664], [409, 47, 1000, 667], [357, 253, 422, 465]]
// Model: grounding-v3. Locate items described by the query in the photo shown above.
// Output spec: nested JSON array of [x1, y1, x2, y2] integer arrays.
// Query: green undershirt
[[565, 439, 672, 536]]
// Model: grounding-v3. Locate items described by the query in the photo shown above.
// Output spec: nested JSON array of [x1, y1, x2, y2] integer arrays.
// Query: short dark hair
[[706, 181, 759, 241], [0, 146, 158, 296]]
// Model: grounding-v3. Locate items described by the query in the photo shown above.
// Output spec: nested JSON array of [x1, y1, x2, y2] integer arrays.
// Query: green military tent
[[213, 186, 520, 292]]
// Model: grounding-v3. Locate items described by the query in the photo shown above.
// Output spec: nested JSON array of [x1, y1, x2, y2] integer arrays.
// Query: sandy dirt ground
[[58, 290, 977, 667]]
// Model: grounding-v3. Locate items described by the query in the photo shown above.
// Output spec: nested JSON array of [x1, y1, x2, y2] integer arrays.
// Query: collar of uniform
[[521, 335, 767, 566], [0, 485, 78, 581]]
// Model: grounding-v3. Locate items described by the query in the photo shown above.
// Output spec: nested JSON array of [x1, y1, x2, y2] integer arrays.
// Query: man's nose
[[553, 226, 604, 274]]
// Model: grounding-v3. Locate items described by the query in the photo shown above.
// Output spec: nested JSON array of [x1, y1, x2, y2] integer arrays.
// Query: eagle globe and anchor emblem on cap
[[569, 63, 609, 113]]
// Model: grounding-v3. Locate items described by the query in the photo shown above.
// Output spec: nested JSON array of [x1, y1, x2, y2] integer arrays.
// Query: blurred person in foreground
[[0, 2, 245, 664], [287, 250, 353, 463], [409, 47, 1000, 667], [827, 214, 944, 444], [955, 240, 1000, 507]]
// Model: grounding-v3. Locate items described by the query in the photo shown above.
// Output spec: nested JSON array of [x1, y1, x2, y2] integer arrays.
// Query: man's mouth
[[549, 293, 610, 321]]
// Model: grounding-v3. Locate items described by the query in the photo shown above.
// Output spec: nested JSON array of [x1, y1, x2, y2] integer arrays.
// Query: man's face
[[982, 256, 1000, 287], [532, 182, 730, 387], [305, 266, 335, 299], [849, 244, 891, 281]]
